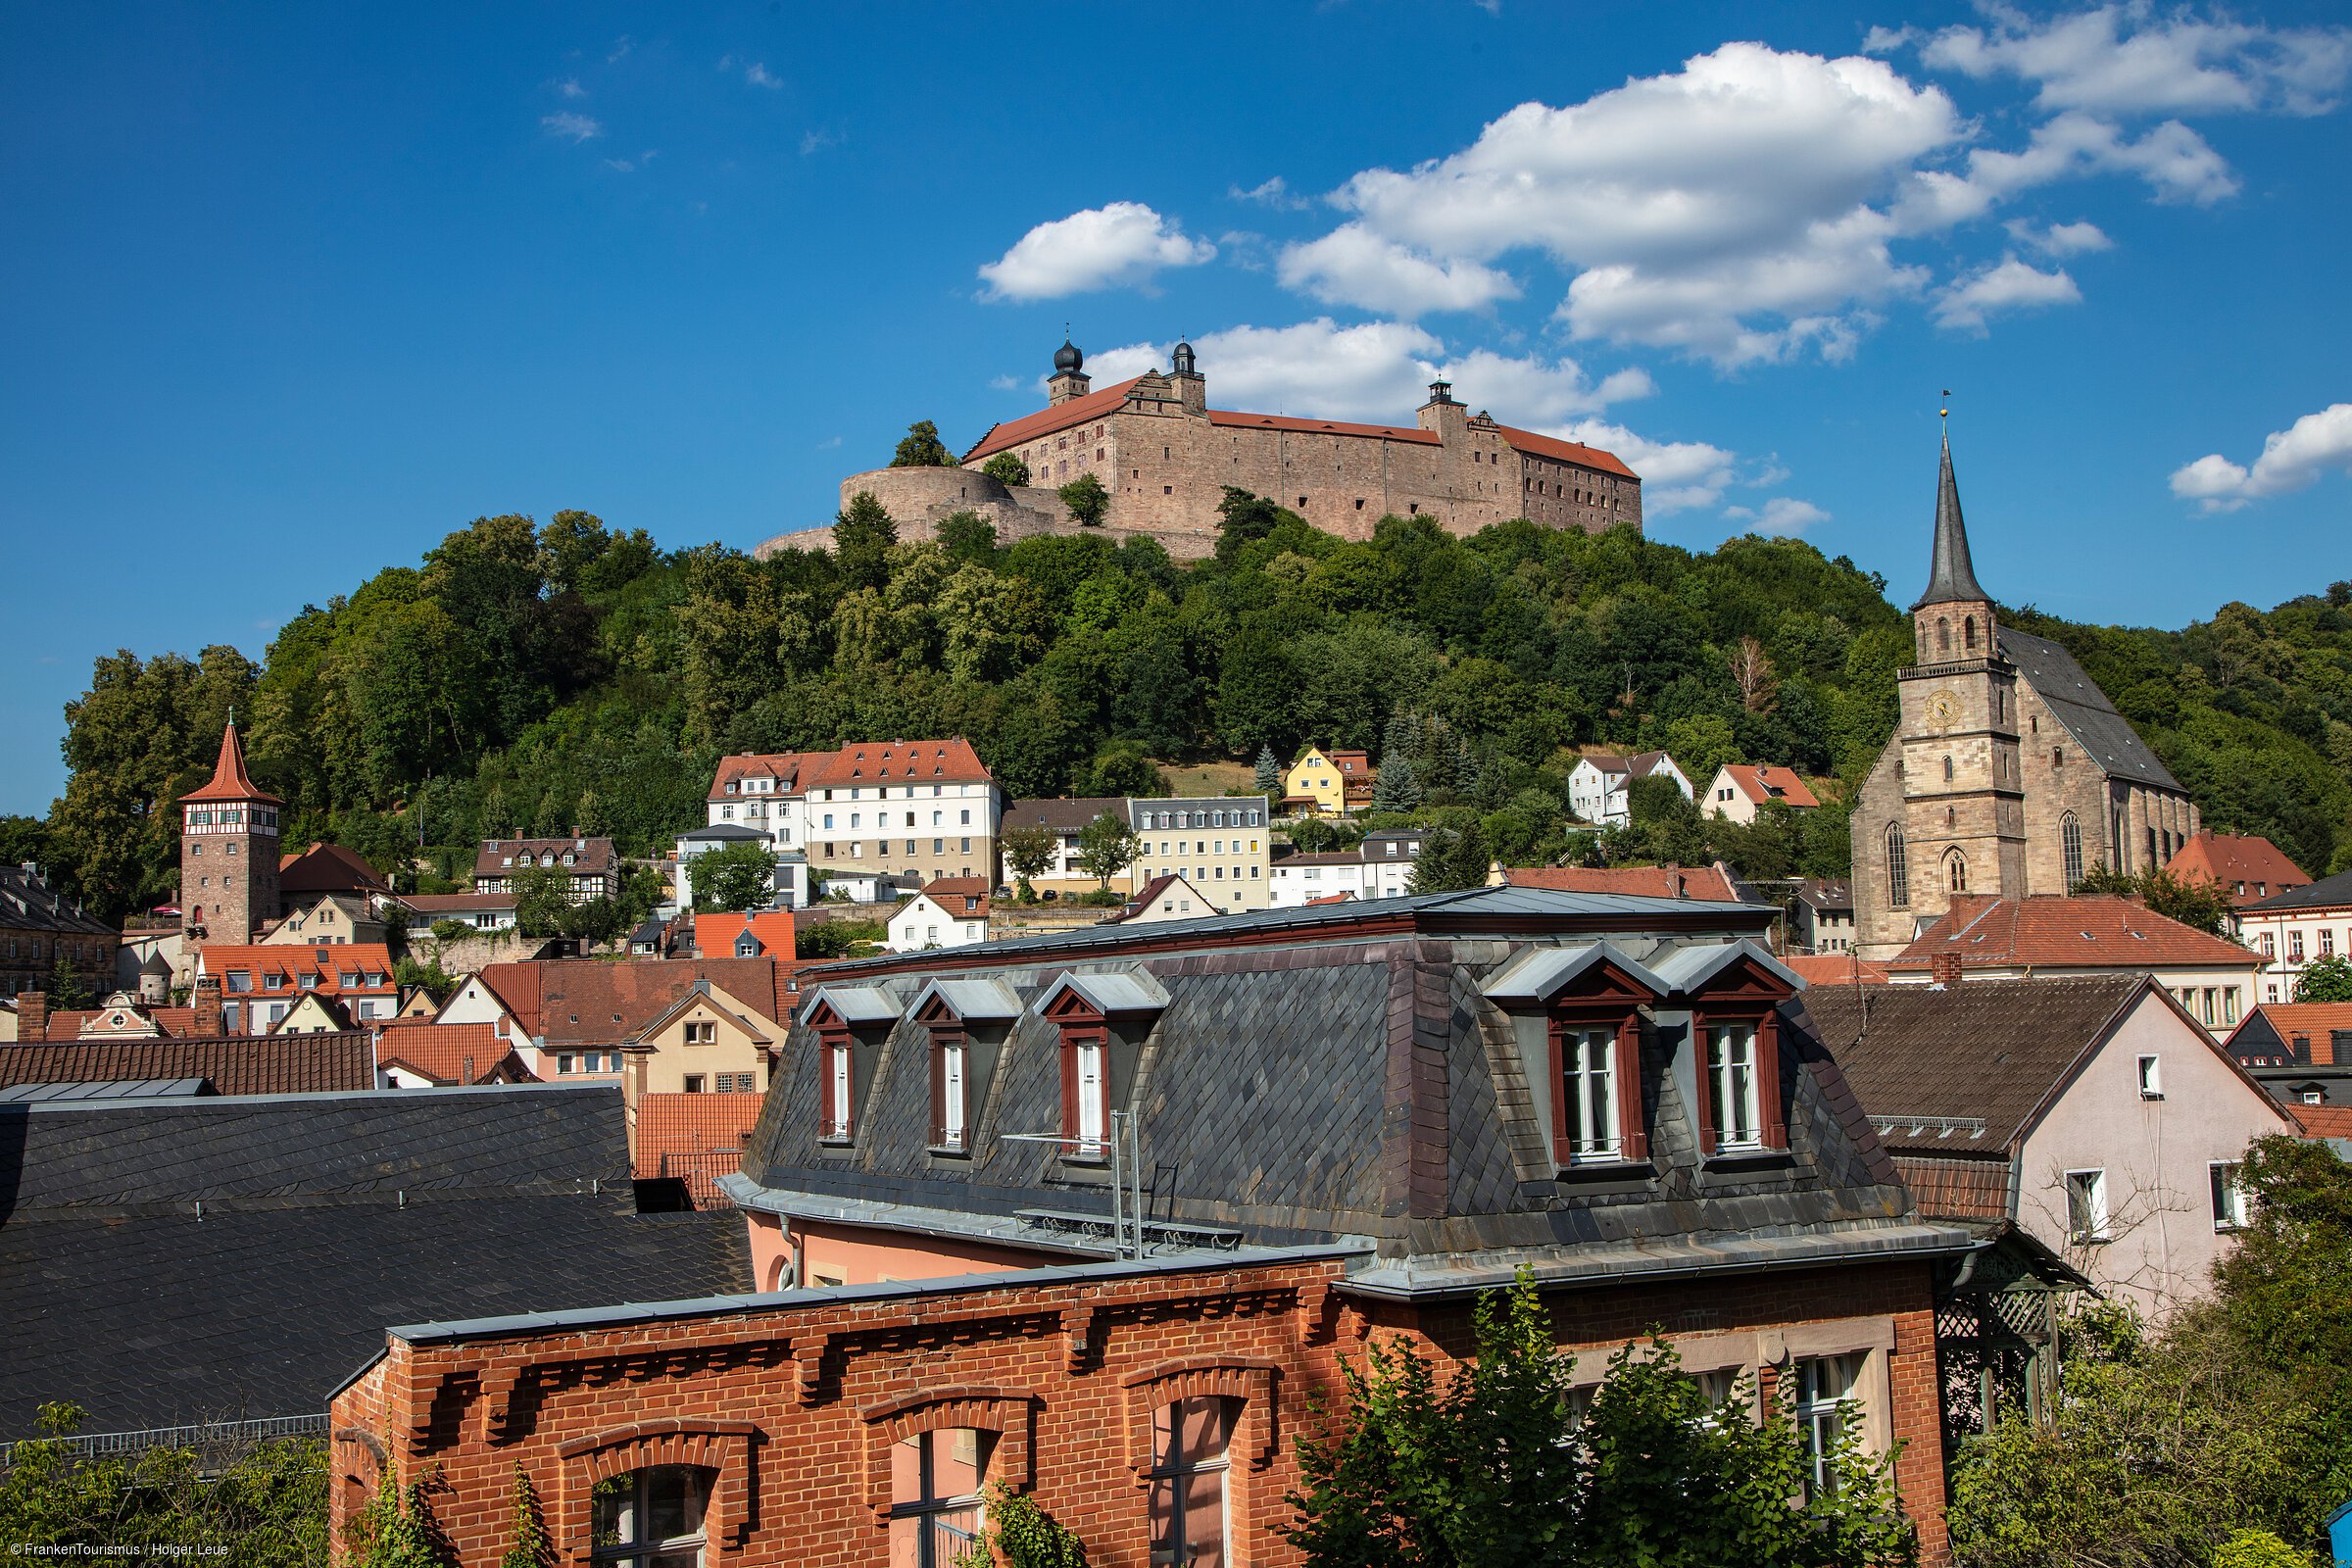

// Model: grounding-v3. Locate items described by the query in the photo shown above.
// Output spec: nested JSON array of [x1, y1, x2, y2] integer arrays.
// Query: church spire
[[181, 713, 282, 805], [1912, 417, 1988, 611]]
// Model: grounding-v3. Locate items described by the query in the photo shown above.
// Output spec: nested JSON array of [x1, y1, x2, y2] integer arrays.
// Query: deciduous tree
[[890, 419, 957, 467], [1075, 810, 1141, 890]]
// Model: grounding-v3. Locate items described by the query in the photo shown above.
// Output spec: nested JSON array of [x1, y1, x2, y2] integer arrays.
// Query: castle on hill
[[1849, 428, 2200, 957], [757, 339, 1643, 561]]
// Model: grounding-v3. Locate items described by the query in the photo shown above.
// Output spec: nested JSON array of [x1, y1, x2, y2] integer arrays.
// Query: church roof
[[179, 720, 282, 806], [1995, 626, 2185, 791], [1912, 430, 1989, 611]]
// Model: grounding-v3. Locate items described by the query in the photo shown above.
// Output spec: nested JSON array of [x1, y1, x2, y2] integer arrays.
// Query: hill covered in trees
[[11, 491, 2350, 925]]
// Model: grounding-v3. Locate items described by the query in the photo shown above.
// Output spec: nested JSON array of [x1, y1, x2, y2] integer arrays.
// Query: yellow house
[[620, 977, 777, 1112], [1281, 746, 1374, 817]]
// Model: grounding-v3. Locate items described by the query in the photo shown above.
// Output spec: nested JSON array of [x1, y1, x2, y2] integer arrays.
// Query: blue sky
[[4, 1, 2349, 813]]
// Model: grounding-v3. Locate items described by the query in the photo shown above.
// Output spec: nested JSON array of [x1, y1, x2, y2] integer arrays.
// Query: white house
[[699, 741, 1005, 906], [1702, 763, 1821, 825], [2236, 868, 2352, 1004], [885, 877, 992, 954], [1266, 830, 1431, 908], [1567, 751, 1692, 829], [1111, 873, 1219, 923]]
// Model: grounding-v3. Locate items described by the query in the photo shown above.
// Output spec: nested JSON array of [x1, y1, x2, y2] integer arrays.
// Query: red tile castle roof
[[179, 719, 281, 806], [962, 378, 1146, 463], [1888, 895, 2258, 972]]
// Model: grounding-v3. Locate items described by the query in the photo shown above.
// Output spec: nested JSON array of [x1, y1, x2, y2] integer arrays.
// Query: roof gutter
[[1334, 1229, 1983, 1303]]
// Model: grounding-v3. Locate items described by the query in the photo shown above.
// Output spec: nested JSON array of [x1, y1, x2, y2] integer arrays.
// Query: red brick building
[[331, 888, 1967, 1565]]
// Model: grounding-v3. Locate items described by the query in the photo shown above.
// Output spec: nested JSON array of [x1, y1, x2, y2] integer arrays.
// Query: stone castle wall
[[757, 465, 1219, 562]]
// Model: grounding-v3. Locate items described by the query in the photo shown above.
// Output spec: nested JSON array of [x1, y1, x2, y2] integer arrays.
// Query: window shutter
[[1758, 1011, 1788, 1151], [1690, 1010, 1718, 1156], [1614, 1014, 1647, 1161]]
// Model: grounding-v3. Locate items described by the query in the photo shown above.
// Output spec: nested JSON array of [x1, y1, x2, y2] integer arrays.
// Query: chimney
[[192, 975, 223, 1036], [1929, 952, 1964, 987], [19, 990, 48, 1042], [462, 1054, 475, 1085]]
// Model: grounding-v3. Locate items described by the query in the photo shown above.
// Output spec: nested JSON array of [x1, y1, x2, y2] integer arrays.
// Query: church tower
[[1888, 428, 2027, 926], [178, 716, 281, 947]]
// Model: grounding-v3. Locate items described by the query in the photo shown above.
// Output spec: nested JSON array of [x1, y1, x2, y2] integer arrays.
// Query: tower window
[[1965, 616, 1978, 650], [1942, 756, 1954, 782], [1946, 850, 1968, 893], [1886, 825, 1909, 909], [1937, 617, 1951, 653], [2062, 813, 2084, 888]]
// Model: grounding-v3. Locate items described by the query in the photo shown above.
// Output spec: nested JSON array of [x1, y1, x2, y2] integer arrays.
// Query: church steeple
[[1913, 424, 1988, 611]]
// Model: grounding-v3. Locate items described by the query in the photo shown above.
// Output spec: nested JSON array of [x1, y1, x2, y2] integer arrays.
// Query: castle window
[[1886, 825, 1909, 908], [1945, 807, 1956, 829], [2053, 747, 2065, 768], [1942, 755, 1954, 782], [1354, 499, 1365, 511], [2062, 813, 2084, 888], [1945, 850, 1968, 894]]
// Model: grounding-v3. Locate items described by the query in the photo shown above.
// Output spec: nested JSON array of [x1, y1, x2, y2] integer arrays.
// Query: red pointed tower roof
[[180, 716, 282, 805]]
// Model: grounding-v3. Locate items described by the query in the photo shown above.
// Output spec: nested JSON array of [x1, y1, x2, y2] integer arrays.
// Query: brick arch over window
[[1119, 1357, 1282, 1479], [554, 1419, 760, 1561], [858, 1385, 1037, 1522]]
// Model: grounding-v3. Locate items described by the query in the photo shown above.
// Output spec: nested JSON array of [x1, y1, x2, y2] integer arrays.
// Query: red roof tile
[[41, 1005, 201, 1041], [1205, 410, 1438, 445], [1496, 424, 1638, 479], [697, 910, 798, 961], [0, 1032, 372, 1095], [1500, 864, 1742, 902], [373, 1022, 524, 1085], [2289, 1102, 2352, 1140], [1717, 764, 1821, 809], [1782, 954, 1892, 987], [912, 878, 992, 920], [1887, 896, 2259, 972], [800, 738, 994, 791], [2165, 831, 2312, 906], [179, 720, 282, 806], [2237, 1004, 2352, 1066], [708, 753, 803, 804], [196, 943, 398, 998], [508, 957, 795, 1047], [633, 1091, 766, 1203], [961, 378, 1145, 463]]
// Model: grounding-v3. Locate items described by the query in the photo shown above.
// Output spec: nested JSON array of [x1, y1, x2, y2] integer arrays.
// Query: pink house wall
[[2017, 992, 2295, 1315], [744, 1210, 1073, 1293]]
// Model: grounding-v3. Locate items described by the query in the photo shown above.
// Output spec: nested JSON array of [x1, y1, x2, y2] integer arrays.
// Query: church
[[1850, 430, 2199, 959]]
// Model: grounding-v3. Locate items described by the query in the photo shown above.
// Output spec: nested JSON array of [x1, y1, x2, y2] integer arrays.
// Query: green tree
[[979, 452, 1032, 487], [1254, 745, 1283, 795], [690, 840, 778, 913], [890, 419, 957, 467], [1058, 471, 1111, 527], [512, 864, 574, 940], [936, 509, 1000, 565], [1371, 751, 1422, 813], [1075, 810, 1141, 890], [833, 490, 899, 590], [797, 916, 886, 959], [47, 955, 90, 1010], [2069, 863, 2239, 936], [1409, 818, 1490, 894], [1079, 742, 1169, 798], [1003, 826, 1057, 902], [2292, 955, 2352, 1003], [1287, 1271, 1918, 1568], [562, 895, 627, 951]]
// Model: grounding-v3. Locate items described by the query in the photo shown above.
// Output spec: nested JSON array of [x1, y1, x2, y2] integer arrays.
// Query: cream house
[[621, 979, 777, 1105], [2236, 868, 2352, 1004]]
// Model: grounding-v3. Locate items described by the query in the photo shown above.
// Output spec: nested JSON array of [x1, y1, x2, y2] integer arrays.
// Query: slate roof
[[0, 1085, 749, 1436], [2243, 865, 2352, 914], [742, 898, 1951, 1294], [474, 837, 617, 878], [1794, 878, 1854, 913], [1996, 626, 2184, 791], [2228, 1004, 2352, 1067], [1886, 895, 2257, 972], [0, 865, 115, 940], [1789, 976, 2150, 1152], [1004, 797, 1125, 835], [0, 1034, 373, 1096]]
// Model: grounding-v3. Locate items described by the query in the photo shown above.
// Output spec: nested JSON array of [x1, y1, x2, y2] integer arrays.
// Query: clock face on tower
[[1926, 691, 1958, 728]]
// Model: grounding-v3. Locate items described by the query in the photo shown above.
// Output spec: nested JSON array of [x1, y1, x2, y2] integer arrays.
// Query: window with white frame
[[2136, 1054, 2162, 1098], [2066, 1168, 2109, 1244], [2210, 1161, 2247, 1230], [933, 1031, 968, 1151], [1064, 1031, 1107, 1157], [1791, 1354, 1863, 1499], [591, 1465, 711, 1568], [1706, 1024, 1762, 1150], [1559, 1025, 1621, 1162], [821, 1039, 853, 1140]]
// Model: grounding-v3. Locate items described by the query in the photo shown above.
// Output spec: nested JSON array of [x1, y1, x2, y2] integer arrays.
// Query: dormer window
[[933, 1024, 970, 1151], [1704, 1023, 1763, 1150], [822, 1037, 854, 1141], [736, 933, 759, 958], [1556, 1020, 1632, 1161], [1063, 1023, 1108, 1158]]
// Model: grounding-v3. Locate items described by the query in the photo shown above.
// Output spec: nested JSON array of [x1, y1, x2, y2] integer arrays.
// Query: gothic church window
[[1942, 756, 1954, 782], [1946, 851, 1968, 894], [2062, 814, 2083, 888], [1886, 826, 1909, 908]]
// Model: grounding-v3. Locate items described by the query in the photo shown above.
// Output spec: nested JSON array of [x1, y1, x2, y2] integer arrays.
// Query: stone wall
[[758, 465, 1220, 562]]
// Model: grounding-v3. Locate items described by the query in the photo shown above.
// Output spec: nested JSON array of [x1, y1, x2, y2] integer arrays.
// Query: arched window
[[1945, 851, 1968, 894], [1942, 755, 1954, 782], [592, 1466, 713, 1567], [1937, 618, 1951, 653], [1151, 1397, 1239, 1567], [1886, 826, 1909, 908], [1964, 616, 1978, 650], [2062, 813, 2083, 889], [1945, 807, 1957, 829]]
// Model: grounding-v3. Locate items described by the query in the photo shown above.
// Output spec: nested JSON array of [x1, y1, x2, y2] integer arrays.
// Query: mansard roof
[[738, 902, 1960, 1296], [1994, 626, 2186, 791]]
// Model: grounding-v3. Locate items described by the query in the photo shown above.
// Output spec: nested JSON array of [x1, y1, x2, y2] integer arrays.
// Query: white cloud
[[1724, 496, 1831, 532], [607, 36, 632, 64], [1920, 5, 2352, 117], [2004, 218, 2111, 255], [1049, 318, 1649, 426], [1230, 176, 1310, 211], [989, 373, 1023, 392], [1277, 224, 1520, 317], [541, 111, 602, 143], [977, 203, 1216, 301], [800, 127, 839, 156], [814, 435, 843, 451], [558, 78, 587, 100], [1895, 109, 2235, 230], [1934, 256, 2082, 330], [2171, 404, 2352, 512], [745, 61, 782, 90]]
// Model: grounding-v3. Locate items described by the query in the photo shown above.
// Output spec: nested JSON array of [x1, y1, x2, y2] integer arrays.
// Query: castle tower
[[177, 715, 281, 947], [1047, 339, 1090, 406], [1890, 427, 2025, 924], [1169, 339, 1205, 413]]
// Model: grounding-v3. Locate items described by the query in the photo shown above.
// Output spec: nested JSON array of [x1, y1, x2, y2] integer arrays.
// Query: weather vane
[[1940, 388, 1951, 420]]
